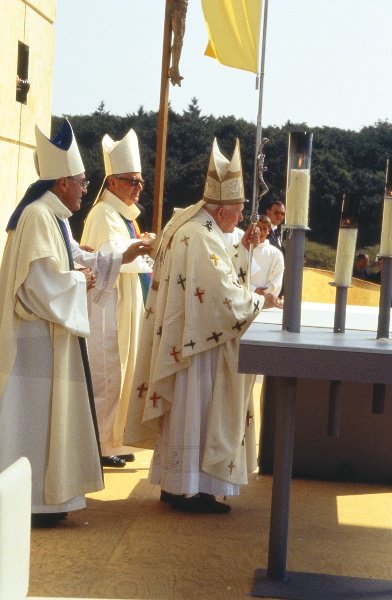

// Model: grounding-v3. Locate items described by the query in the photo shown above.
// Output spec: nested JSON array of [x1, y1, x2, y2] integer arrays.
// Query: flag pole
[[152, 0, 172, 234], [248, 0, 269, 285]]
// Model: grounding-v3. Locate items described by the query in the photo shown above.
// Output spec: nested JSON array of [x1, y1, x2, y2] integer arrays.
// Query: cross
[[223, 297, 233, 310], [228, 461, 236, 475], [204, 220, 213, 232], [150, 392, 161, 407], [194, 287, 205, 303], [210, 253, 218, 267], [207, 331, 223, 343], [253, 299, 260, 314], [170, 346, 181, 362], [145, 307, 154, 319], [184, 339, 196, 349], [232, 319, 247, 332], [137, 382, 148, 399], [177, 274, 186, 290], [181, 235, 190, 246], [237, 267, 247, 283]]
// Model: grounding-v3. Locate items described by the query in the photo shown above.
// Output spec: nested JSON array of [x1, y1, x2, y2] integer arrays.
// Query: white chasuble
[[125, 207, 263, 494]]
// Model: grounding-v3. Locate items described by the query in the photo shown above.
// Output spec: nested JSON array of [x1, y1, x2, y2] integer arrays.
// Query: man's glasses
[[116, 176, 145, 187], [69, 177, 90, 191]]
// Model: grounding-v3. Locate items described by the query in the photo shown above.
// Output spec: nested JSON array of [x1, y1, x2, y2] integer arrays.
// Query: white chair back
[[0, 457, 32, 600]]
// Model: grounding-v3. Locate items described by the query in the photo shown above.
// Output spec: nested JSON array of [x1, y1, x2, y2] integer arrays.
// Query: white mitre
[[103, 128, 141, 175], [203, 138, 244, 205], [34, 119, 85, 180]]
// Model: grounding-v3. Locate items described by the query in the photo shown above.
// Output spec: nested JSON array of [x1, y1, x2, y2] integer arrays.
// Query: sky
[[52, 0, 392, 131]]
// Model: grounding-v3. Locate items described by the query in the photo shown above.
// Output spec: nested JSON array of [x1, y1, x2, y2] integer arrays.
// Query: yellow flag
[[201, 0, 262, 74]]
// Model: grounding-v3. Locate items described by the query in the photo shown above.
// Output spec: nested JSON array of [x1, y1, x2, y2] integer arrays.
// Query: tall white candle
[[285, 169, 311, 227], [334, 228, 358, 286], [379, 196, 392, 256]]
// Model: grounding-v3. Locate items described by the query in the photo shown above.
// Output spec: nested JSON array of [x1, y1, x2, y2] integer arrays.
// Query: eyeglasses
[[116, 176, 145, 187], [69, 177, 90, 190]]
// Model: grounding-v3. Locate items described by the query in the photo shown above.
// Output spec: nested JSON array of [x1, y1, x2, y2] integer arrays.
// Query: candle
[[285, 168, 311, 227], [379, 197, 392, 256], [334, 228, 358, 286]]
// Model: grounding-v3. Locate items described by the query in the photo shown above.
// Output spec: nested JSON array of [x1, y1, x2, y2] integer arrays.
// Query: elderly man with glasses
[[81, 129, 154, 469], [0, 120, 152, 527]]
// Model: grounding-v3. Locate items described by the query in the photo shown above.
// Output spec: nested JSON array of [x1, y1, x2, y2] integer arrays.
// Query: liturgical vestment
[[81, 190, 152, 455], [0, 191, 119, 513], [124, 206, 263, 496]]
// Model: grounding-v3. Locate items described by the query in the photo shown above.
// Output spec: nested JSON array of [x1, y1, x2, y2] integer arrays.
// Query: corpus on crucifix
[[168, 0, 188, 86]]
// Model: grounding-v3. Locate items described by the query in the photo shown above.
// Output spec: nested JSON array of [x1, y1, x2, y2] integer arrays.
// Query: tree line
[[53, 100, 392, 249]]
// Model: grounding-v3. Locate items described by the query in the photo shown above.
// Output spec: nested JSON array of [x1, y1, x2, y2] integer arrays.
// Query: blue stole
[[119, 214, 151, 304], [55, 217, 102, 459]]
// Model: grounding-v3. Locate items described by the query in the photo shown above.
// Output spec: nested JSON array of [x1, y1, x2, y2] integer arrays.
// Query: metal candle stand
[[373, 159, 392, 413], [327, 284, 348, 437], [328, 192, 360, 437]]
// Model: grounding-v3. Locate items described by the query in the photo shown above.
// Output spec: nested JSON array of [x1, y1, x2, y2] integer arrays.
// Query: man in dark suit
[[265, 200, 285, 254]]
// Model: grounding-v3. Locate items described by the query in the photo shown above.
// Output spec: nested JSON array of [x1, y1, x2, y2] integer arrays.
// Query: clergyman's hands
[[79, 267, 96, 291], [241, 224, 260, 251], [122, 240, 153, 265], [261, 293, 284, 310]]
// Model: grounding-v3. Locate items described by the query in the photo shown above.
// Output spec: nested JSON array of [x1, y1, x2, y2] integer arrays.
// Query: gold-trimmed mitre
[[203, 138, 244, 205]]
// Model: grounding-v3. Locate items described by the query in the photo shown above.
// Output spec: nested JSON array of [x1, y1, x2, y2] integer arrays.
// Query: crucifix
[[153, 0, 189, 233]]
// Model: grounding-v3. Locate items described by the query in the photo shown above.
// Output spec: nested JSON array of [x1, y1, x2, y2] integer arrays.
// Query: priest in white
[[124, 139, 282, 513], [81, 129, 154, 467], [0, 120, 151, 527], [227, 215, 284, 296]]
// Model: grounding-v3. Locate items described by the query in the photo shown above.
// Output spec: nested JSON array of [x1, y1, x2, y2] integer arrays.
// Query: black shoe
[[160, 490, 173, 503], [31, 513, 63, 528], [120, 453, 135, 462], [101, 455, 126, 468], [171, 493, 231, 514]]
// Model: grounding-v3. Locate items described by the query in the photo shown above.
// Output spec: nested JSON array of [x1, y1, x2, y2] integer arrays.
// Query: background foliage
[[53, 101, 392, 269]]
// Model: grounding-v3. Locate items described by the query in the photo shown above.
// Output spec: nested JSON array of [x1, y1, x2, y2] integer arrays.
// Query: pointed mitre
[[34, 120, 85, 180], [203, 138, 244, 205], [103, 128, 141, 175]]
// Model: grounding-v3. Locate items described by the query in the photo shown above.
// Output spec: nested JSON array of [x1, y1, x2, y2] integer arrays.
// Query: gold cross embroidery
[[210, 253, 218, 267]]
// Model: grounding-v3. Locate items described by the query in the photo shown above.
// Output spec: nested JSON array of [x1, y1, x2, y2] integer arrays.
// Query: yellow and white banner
[[201, 0, 262, 73]]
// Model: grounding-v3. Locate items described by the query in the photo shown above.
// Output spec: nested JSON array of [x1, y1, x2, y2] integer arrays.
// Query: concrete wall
[[0, 0, 56, 255]]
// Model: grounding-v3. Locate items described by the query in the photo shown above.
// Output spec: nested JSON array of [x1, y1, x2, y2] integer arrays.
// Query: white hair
[[204, 203, 238, 212]]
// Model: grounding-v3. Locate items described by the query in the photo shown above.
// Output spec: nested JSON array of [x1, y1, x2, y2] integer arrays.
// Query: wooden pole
[[152, 0, 173, 234]]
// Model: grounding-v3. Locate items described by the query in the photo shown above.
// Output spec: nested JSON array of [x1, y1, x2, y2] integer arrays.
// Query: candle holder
[[374, 159, 392, 414], [284, 131, 313, 229], [328, 192, 360, 437], [282, 131, 313, 333]]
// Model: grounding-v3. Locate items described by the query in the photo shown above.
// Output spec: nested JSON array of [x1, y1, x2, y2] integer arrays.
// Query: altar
[[238, 302, 392, 598], [252, 302, 392, 484]]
